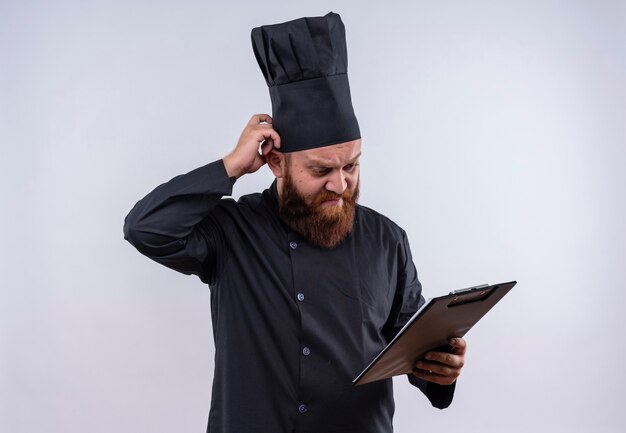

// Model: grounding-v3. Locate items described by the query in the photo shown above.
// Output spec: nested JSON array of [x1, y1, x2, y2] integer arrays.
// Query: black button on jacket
[[123, 160, 455, 433]]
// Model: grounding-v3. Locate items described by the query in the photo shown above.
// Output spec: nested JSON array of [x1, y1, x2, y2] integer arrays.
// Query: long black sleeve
[[386, 231, 457, 408], [123, 159, 235, 284]]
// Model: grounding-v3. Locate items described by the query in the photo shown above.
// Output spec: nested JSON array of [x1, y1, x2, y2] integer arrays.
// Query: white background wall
[[1, 1, 624, 432]]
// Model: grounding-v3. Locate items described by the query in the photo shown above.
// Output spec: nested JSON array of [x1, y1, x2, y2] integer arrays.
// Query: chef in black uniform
[[124, 11, 466, 433]]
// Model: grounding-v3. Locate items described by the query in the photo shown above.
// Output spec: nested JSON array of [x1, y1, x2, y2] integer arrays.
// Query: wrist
[[223, 154, 243, 179]]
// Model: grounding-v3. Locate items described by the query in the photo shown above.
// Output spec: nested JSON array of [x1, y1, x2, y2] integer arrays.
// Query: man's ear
[[266, 149, 286, 178]]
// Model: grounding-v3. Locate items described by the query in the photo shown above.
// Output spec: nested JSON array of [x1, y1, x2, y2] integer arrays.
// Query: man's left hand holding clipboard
[[411, 337, 467, 385]]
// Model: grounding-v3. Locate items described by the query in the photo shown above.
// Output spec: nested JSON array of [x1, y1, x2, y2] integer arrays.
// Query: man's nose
[[325, 170, 347, 195]]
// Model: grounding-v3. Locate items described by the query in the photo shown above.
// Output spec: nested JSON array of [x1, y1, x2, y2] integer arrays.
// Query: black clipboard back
[[352, 280, 517, 386]]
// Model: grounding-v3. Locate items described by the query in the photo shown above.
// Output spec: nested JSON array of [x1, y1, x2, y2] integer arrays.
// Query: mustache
[[312, 188, 354, 206]]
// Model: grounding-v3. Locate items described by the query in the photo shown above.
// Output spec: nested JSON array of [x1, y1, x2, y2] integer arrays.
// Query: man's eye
[[313, 168, 330, 176], [344, 163, 358, 171]]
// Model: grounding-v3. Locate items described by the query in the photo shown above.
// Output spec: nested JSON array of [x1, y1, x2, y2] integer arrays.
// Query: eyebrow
[[307, 152, 362, 167]]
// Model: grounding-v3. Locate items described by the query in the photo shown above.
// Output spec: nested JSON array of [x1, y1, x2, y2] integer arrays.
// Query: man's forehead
[[298, 139, 362, 165]]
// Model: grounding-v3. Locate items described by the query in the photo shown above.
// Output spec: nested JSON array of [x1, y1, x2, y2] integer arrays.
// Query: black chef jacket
[[123, 160, 455, 433]]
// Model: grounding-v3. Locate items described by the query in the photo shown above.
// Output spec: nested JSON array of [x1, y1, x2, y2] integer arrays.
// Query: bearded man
[[124, 12, 466, 433]]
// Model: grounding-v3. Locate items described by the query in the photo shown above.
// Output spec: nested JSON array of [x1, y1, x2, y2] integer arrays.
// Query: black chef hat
[[251, 11, 361, 153]]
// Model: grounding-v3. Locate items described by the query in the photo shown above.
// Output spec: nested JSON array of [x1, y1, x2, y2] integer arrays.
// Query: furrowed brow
[[348, 152, 362, 163], [307, 152, 362, 168]]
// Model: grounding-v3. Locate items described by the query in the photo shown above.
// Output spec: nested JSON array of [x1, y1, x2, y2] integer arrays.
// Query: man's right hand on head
[[223, 114, 281, 179]]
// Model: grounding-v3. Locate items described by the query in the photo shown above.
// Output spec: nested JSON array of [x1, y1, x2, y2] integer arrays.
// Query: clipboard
[[352, 280, 517, 386]]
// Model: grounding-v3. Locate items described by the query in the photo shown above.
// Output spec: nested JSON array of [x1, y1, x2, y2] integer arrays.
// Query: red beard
[[279, 169, 359, 249]]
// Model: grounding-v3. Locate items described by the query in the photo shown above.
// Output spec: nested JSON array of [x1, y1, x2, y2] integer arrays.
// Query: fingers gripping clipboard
[[353, 281, 517, 386]]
